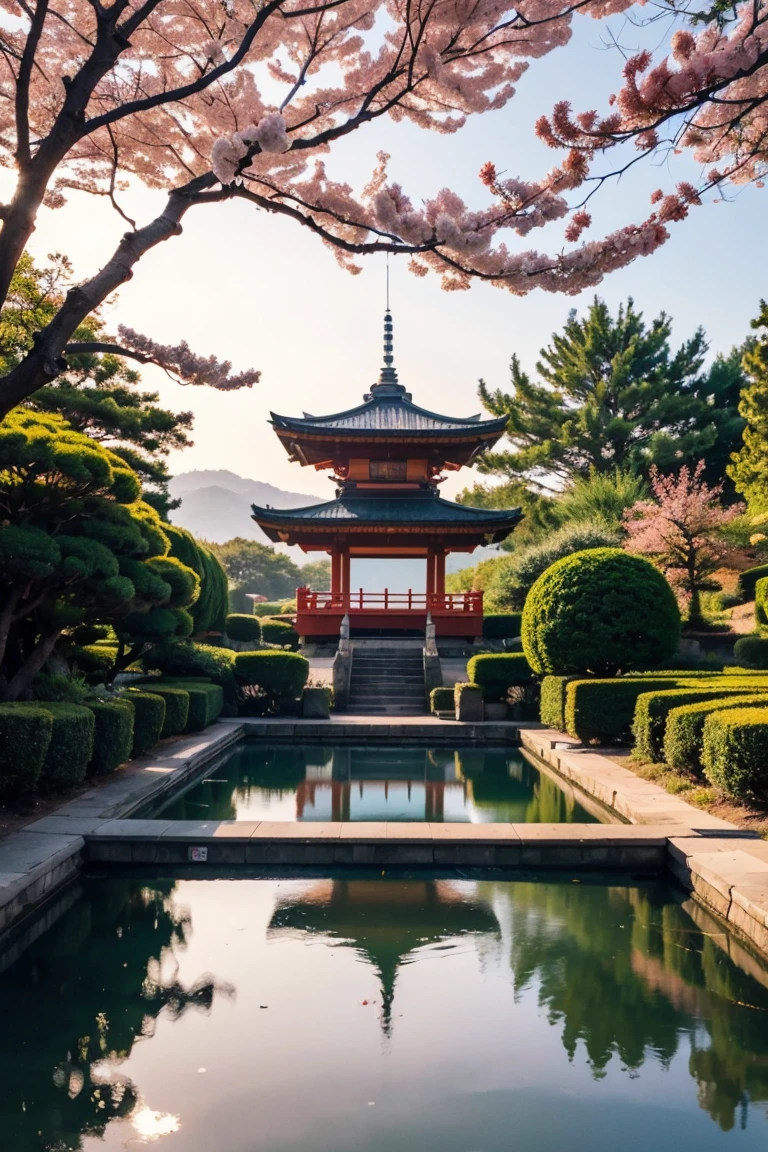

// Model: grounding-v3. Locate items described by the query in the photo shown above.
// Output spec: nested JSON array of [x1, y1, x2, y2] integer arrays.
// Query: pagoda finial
[[372, 309, 404, 393]]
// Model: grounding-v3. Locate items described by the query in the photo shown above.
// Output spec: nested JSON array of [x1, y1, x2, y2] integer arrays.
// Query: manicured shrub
[[430, 686, 455, 712], [86, 699, 135, 775], [71, 643, 117, 682], [565, 676, 687, 743], [467, 653, 533, 702], [453, 682, 484, 720], [234, 651, 309, 703], [252, 601, 285, 617], [161, 679, 224, 730], [733, 636, 768, 669], [163, 679, 224, 725], [482, 613, 522, 640], [702, 708, 768, 799], [0, 705, 53, 797], [124, 689, 166, 757], [539, 676, 578, 731], [142, 686, 190, 737], [487, 523, 621, 611], [738, 564, 768, 601], [664, 694, 768, 777], [225, 613, 262, 643], [632, 686, 768, 763], [143, 642, 238, 706], [756, 578, 768, 633], [261, 618, 299, 648], [522, 549, 680, 677], [31, 703, 94, 791]]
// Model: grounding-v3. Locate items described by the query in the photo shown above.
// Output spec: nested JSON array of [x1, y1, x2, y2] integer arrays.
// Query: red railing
[[296, 587, 483, 614]]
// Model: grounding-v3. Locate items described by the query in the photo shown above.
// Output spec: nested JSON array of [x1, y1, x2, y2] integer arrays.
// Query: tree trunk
[[4, 627, 63, 701]]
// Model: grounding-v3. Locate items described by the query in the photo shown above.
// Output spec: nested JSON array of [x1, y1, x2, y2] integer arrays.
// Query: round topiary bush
[[260, 618, 299, 649], [521, 548, 681, 677], [733, 635, 768, 669], [225, 613, 262, 643]]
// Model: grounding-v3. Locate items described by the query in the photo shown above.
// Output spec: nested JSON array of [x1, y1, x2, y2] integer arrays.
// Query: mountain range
[[167, 470, 319, 548]]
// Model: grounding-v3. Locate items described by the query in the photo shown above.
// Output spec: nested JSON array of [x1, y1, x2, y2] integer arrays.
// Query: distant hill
[[167, 470, 319, 547], [167, 469, 506, 577]]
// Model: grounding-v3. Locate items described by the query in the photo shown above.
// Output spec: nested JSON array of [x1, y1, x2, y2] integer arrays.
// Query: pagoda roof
[[270, 393, 508, 440], [252, 491, 521, 543]]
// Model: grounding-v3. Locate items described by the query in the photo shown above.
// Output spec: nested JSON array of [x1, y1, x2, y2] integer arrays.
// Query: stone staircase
[[346, 647, 427, 715]]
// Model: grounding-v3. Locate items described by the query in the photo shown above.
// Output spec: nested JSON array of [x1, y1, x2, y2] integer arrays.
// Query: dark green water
[[1, 873, 768, 1150], [151, 743, 599, 823]]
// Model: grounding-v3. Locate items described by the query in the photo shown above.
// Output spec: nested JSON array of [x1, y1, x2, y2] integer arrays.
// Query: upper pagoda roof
[[270, 310, 507, 444]]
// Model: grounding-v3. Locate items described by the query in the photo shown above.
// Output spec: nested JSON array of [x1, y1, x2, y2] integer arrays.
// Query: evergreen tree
[[475, 298, 731, 493], [728, 302, 768, 510], [213, 538, 302, 611], [0, 253, 193, 517]]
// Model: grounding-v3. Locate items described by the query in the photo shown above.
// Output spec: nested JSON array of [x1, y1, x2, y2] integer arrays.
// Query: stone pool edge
[[520, 727, 768, 960]]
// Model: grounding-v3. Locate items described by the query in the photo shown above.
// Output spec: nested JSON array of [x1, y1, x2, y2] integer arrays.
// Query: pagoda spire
[[371, 309, 406, 396]]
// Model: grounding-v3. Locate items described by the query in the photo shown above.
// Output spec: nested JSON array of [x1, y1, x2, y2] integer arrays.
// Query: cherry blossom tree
[[623, 462, 741, 625], [0, 0, 707, 419], [536, 2, 768, 211]]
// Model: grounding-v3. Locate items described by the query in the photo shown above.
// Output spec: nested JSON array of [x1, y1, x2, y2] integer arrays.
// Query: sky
[[13, 8, 767, 504]]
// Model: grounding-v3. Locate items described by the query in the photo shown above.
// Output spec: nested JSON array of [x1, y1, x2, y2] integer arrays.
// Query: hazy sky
[[14, 10, 766, 503]]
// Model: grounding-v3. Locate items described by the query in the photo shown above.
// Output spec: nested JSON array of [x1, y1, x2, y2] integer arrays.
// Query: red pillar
[[426, 548, 436, 599], [341, 548, 351, 606], [435, 549, 446, 600], [331, 550, 342, 598]]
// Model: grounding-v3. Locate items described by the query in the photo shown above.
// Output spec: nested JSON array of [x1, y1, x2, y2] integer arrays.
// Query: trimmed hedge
[[144, 642, 237, 707], [33, 703, 94, 791], [738, 564, 768, 600], [565, 676, 688, 743], [225, 613, 261, 643], [482, 613, 522, 640], [161, 679, 224, 731], [632, 685, 768, 763], [71, 643, 117, 682], [664, 694, 768, 777], [252, 601, 286, 617], [261, 618, 299, 648], [430, 686, 455, 712], [234, 651, 309, 700], [702, 707, 768, 799], [733, 636, 768, 669], [0, 705, 53, 797], [124, 689, 166, 756], [86, 699, 135, 775], [143, 686, 190, 737], [467, 653, 533, 702], [522, 548, 680, 676]]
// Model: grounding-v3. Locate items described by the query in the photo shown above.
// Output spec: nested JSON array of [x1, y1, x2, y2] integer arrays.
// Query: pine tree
[[728, 302, 768, 510], [0, 253, 193, 517], [475, 298, 732, 493]]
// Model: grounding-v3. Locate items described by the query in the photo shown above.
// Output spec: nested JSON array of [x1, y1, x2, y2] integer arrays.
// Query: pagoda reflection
[[175, 743, 595, 824], [268, 878, 500, 1033]]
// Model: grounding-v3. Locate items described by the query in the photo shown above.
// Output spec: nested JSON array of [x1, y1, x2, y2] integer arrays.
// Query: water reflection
[[0, 880, 233, 1151], [268, 878, 499, 1032], [1, 875, 768, 1150], [156, 743, 598, 824]]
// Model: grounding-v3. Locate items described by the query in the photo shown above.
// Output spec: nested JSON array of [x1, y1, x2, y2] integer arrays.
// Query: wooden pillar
[[435, 549, 446, 598], [341, 548, 351, 602], [426, 548, 436, 598], [331, 550, 342, 597]]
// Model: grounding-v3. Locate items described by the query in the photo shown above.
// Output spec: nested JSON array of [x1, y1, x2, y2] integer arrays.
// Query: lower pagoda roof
[[251, 491, 522, 545]]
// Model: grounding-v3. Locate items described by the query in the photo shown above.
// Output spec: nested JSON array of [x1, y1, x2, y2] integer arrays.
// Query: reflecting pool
[[150, 743, 599, 823], [2, 873, 768, 1150]]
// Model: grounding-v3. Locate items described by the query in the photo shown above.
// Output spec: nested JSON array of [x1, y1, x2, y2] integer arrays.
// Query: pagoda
[[251, 312, 521, 638]]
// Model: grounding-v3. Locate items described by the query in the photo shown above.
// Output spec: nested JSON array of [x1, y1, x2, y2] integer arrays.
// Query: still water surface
[[152, 743, 599, 823], [1, 874, 768, 1150]]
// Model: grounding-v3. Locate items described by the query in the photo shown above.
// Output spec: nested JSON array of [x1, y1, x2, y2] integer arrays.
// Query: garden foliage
[[663, 694, 768, 777], [522, 548, 680, 677], [467, 653, 533, 701], [702, 708, 768, 800]]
